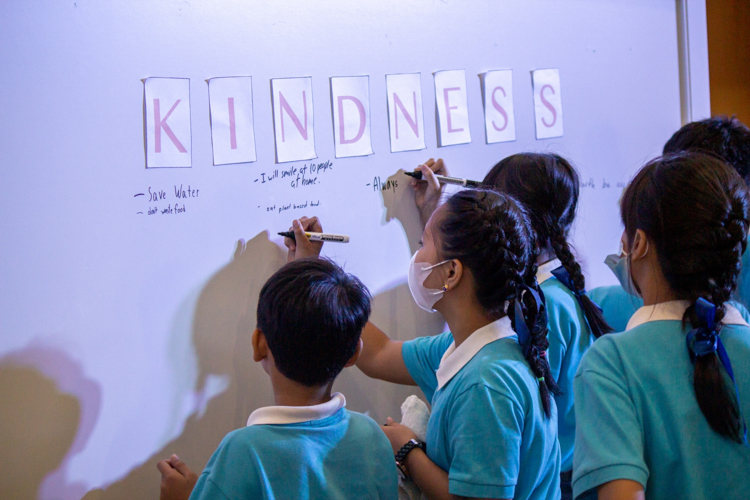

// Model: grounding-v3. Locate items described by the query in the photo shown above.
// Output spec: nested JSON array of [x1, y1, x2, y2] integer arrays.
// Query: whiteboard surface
[[0, 1, 681, 497]]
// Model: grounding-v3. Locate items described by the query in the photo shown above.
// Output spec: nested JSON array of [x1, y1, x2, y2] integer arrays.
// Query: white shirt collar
[[436, 316, 516, 390], [626, 300, 749, 331], [246, 393, 346, 426], [536, 259, 562, 284]]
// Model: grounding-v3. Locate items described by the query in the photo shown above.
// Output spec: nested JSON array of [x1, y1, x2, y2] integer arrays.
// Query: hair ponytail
[[549, 227, 614, 337], [621, 152, 750, 443], [509, 272, 561, 418], [483, 153, 614, 338], [437, 188, 557, 418]]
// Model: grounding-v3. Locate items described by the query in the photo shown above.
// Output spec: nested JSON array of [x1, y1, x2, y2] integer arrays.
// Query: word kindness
[[143, 69, 563, 168]]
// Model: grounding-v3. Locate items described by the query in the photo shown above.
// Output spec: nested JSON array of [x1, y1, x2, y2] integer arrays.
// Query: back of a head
[[256, 258, 372, 387], [482, 152, 613, 337], [436, 188, 560, 417], [621, 151, 750, 442], [663, 116, 750, 184]]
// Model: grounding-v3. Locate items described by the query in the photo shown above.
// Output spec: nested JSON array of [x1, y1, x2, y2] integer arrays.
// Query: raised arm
[[412, 158, 449, 227], [356, 321, 415, 385], [282, 216, 415, 386]]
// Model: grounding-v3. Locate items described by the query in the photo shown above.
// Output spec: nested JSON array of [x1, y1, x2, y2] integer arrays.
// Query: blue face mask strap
[[550, 266, 604, 316], [686, 298, 748, 446]]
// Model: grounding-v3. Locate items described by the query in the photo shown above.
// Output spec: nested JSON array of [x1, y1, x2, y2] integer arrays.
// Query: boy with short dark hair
[[157, 258, 398, 500]]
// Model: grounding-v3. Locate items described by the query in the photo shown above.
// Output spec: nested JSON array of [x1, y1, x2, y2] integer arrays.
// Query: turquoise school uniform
[[588, 284, 750, 332], [537, 259, 593, 473], [573, 301, 750, 500], [402, 317, 561, 500], [587, 285, 642, 333], [190, 393, 397, 500]]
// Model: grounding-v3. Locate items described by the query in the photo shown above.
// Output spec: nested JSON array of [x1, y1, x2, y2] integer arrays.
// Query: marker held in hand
[[278, 231, 350, 243], [404, 170, 481, 187]]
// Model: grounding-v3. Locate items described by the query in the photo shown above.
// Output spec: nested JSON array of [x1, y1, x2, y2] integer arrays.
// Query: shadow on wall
[[333, 169, 446, 423], [82, 231, 286, 500], [0, 347, 101, 500], [82, 174, 446, 498]]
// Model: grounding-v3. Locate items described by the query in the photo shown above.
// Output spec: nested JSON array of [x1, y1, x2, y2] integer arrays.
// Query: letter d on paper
[[330, 76, 373, 158]]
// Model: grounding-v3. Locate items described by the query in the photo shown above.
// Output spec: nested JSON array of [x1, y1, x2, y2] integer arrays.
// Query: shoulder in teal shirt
[[588, 285, 750, 332], [189, 408, 397, 500], [541, 276, 594, 472], [403, 331, 561, 500], [587, 285, 642, 333], [573, 319, 750, 500]]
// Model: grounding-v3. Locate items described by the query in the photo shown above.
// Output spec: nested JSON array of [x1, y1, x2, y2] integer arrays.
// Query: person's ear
[[629, 229, 650, 262], [343, 338, 363, 368], [251, 328, 268, 363], [442, 259, 463, 292]]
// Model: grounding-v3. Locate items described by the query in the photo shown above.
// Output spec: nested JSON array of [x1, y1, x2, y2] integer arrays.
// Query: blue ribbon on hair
[[551, 266, 604, 315], [513, 282, 548, 358], [686, 298, 748, 445]]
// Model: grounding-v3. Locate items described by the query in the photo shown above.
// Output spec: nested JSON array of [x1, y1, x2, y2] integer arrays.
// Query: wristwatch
[[395, 439, 426, 479]]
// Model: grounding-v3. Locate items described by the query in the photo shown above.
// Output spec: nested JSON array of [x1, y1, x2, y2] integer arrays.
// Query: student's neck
[[441, 301, 495, 347], [269, 369, 333, 407], [634, 257, 678, 306], [536, 246, 556, 265]]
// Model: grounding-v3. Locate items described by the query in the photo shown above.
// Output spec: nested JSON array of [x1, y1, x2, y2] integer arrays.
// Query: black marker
[[404, 170, 481, 187], [278, 231, 350, 243]]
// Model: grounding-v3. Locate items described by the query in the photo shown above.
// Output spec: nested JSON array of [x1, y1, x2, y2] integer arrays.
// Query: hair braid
[[622, 151, 750, 442], [438, 188, 557, 418]]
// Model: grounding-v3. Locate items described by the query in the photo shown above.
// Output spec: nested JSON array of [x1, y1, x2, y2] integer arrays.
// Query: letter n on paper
[[385, 73, 426, 153], [271, 77, 317, 163], [330, 76, 373, 158], [532, 69, 563, 139], [208, 77, 257, 165], [144, 77, 192, 168]]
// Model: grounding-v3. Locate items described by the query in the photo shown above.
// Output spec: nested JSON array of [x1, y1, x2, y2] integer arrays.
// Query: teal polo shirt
[[537, 259, 595, 472], [402, 317, 561, 500], [588, 285, 750, 333], [190, 394, 397, 500], [573, 301, 750, 500]]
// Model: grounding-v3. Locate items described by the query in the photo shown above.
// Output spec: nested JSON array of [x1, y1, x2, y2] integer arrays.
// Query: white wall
[[0, 1, 693, 498]]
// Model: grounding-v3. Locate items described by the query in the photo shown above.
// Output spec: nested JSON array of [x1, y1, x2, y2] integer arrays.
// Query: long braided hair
[[621, 152, 750, 442], [436, 189, 560, 417], [483, 153, 614, 338]]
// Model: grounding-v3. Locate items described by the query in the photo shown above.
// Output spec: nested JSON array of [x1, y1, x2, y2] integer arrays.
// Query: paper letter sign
[[330, 76, 373, 158], [434, 70, 471, 147], [208, 77, 256, 165], [271, 77, 317, 163], [144, 77, 191, 168], [386, 73, 426, 153], [532, 69, 563, 139], [483, 70, 516, 143]]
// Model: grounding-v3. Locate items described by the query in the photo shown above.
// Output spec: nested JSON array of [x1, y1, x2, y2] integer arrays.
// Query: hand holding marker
[[282, 216, 341, 263], [278, 231, 349, 243], [403, 170, 481, 187]]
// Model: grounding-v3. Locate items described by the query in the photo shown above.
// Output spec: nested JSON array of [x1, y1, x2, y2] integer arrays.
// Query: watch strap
[[395, 438, 426, 475]]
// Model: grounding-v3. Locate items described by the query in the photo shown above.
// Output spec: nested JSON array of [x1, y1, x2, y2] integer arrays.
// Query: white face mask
[[407, 250, 450, 313]]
